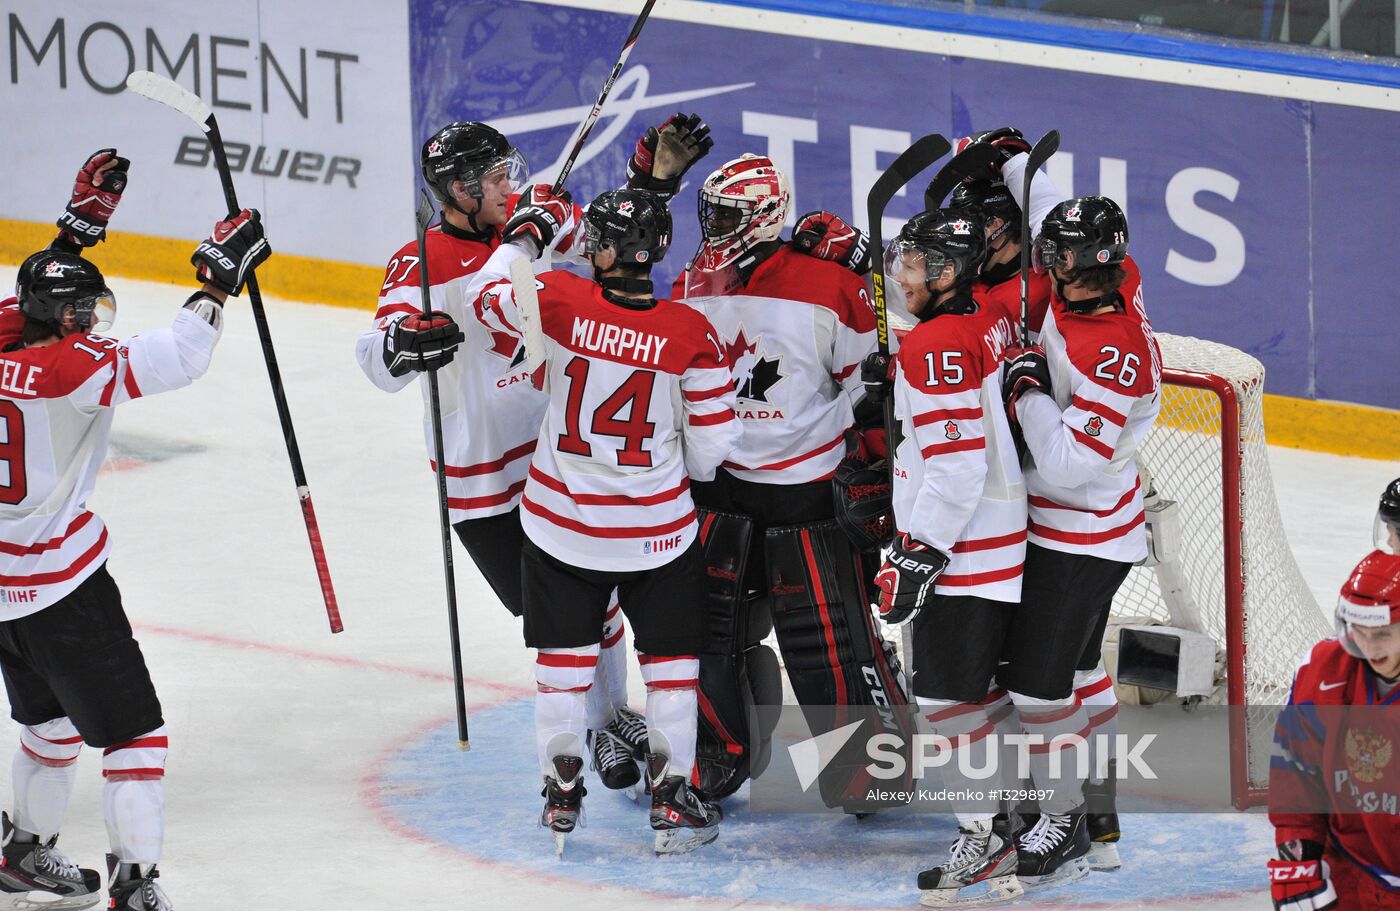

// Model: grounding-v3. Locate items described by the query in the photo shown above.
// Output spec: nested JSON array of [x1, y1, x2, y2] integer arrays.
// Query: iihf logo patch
[[951, 219, 970, 235], [635, 249, 649, 262], [944, 421, 961, 441], [426, 139, 444, 157], [1097, 249, 1111, 263], [1064, 205, 1082, 221], [1084, 416, 1104, 437], [618, 200, 635, 216]]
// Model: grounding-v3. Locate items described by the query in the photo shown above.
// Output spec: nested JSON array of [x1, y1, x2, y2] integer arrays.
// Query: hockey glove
[[791, 211, 872, 274], [874, 533, 948, 625], [861, 352, 895, 405], [1002, 345, 1051, 415], [192, 209, 270, 297], [58, 149, 130, 247], [627, 112, 714, 197], [1269, 841, 1337, 911], [954, 128, 1032, 181], [502, 184, 574, 256], [383, 310, 465, 377]]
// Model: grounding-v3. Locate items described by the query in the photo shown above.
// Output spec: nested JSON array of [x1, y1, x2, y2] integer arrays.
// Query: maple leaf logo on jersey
[[724, 327, 785, 403], [1084, 416, 1104, 437], [944, 421, 961, 441], [480, 292, 525, 364]]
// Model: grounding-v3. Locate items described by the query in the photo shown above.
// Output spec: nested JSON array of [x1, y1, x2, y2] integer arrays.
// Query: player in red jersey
[[1269, 547, 1400, 910], [870, 208, 1027, 906], [356, 115, 714, 788], [0, 151, 269, 911], [999, 196, 1161, 886], [473, 187, 739, 856]]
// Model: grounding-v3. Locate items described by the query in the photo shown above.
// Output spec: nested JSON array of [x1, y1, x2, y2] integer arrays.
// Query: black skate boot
[[917, 818, 1023, 907], [540, 755, 587, 857], [589, 728, 641, 791], [1083, 773, 1121, 872], [1015, 807, 1091, 889], [105, 856, 172, 911], [647, 754, 721, 856], [606, 706, 649, 761], [0, 812, 101, 910]]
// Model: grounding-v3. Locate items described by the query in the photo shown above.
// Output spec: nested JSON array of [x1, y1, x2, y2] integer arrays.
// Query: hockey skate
[[1083, 777, 1122, 872], [540, 755, 587, 858], [646, 754, 721, 856], [917, 819, 1023, 907], [0, 813, 100, 910], [606, 706, 649, 760], [104, 856, 172, 911], [1015, 809, 1091, 889], [589, 728, 641, 791]]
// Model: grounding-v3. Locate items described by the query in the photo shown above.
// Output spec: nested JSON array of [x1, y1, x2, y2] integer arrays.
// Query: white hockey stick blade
[[125, 70, 212, 131], [509, 256, 547, 375]]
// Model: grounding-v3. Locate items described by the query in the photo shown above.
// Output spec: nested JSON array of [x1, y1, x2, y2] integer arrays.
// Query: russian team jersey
[[892, 300, 1025, 603], [1016, 257, 1162, 563], [674, 247, 874, 484], [0, 300, 221, 619], [476, 247, 740, 572]]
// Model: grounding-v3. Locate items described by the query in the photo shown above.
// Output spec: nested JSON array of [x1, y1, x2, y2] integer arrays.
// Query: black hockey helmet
[[1034, 196, 1128, 276], [885, 208, 987, 293], [1376, 478, 1400, 555], [420, 121, 527, 206], [15, 249, 115, 333], [832, 455, 893, 551], [950, 180, 1021, 248], [584, 189, 672, 266]]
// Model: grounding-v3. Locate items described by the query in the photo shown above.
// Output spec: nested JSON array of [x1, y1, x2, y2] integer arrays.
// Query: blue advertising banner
[[409, 0, 1398, 409]]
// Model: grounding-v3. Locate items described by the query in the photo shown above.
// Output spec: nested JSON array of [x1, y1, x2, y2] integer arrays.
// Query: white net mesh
[[1112, 333, 1329, 789]]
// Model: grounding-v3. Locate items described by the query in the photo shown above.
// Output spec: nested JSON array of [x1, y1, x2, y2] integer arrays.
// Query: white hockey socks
[[102, 726, 168, 865], [12, 717, 83, 839], [535, 646, 599, 777], [1009, 691, 1089, 814], [585, 597, 630, 730], [916, 696, 998, 825], [1075, 667, 1120, 783], [638, 654, 699, 779]]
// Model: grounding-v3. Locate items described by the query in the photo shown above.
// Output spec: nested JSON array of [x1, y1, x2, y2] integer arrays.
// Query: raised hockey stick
[[922, 143, 1001, 211], [550, 0, 658, 195], [508, 256, 548, 378], [1018, 130, 1060, 345], [125, 70, 343, 635], [415, 191, 471, 751]]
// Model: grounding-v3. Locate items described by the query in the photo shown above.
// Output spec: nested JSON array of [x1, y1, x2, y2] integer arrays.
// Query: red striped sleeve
[[1071, 429, 1115, 460], [1072, 394, 1127, 427], [920, 437, 986, 459], [375, 302, 418, 322], [688, 410, 736, 427], [683, 384, 734, 402], [913, 406, 983, 427], [1029, 511, 1145, 545], [1029, 476, 1141, 516], [446, 480, 526, 511]]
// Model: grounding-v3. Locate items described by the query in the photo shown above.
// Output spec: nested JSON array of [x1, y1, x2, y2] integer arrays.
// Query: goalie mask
[[16, 250, 116, 334], [695, 154, 791, 273], [1334, 550, 1400, 662], [1376, 478, 1400, 556]]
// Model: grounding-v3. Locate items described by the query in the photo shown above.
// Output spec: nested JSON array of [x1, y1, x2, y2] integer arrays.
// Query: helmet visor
[[1376, 512, 1400, 556], [468, 147, 528, 197], [65, 288, 116, 333], [1335, 591, 1400, 660], [1033, 233, 1070, 275]]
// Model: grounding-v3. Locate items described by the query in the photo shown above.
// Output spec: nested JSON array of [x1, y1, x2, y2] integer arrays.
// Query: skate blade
[[653, 824, 719, 856], [1087, 841, 1121, 872], [919, 874, 1024, 907], [625, 782, 647, 805], [0, 892, 102, 911], [1019, 855, 1091, 891], [554, 831, 568, 858]]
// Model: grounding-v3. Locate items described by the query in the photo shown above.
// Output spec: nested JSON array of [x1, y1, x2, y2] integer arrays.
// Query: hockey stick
[[415, 191, 471, 751], [125, 70, 343, 635], [1018, 130, 1060, 345], [509, 256, 548, 378], [922, 143, 1001, 211], [550, 0, 657, 195]]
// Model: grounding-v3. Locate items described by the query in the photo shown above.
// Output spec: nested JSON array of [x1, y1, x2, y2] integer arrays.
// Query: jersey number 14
[[558, 356, 658, 468]]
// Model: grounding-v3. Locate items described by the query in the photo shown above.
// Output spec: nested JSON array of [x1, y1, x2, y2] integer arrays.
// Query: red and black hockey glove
[[791, 211, 871, 274], [1268, 841, 1337, 911], [384, 310, 465, 377], [1002, 345, 1051, 415], [57, 149, 130, 247], [861, 352, 895, 406], [627, 112, 714, 198], [954, 128, 1032, 181], [874, 533, 948, 625], [191, 209, 270, 296], [502, 184, 574, 255]]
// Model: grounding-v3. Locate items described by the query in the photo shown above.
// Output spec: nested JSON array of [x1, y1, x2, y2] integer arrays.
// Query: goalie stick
[[1018, 130, 1060, 345], [124, 70, 343, 635], [415, 190, 471, 750]]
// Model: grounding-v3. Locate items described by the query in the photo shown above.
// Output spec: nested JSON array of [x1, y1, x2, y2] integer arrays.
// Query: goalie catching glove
[[626, 112, 714, 198], [191, 209, 270, 296], [383, 311, 465, 377], [874, 533, 949, 625]]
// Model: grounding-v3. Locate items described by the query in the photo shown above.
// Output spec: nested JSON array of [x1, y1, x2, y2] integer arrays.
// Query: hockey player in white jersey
[[354, 115, 713, 788], [672, 153, 907, 808], [0, 151, 269, 911], [473, 187, 739, 855]]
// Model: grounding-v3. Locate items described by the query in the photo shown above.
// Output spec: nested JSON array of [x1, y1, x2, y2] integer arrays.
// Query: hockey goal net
[[1110, 332, 1329, 808]]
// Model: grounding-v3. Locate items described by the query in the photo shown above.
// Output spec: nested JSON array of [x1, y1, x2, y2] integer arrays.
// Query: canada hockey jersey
[[674, 246, 874, 485], [1270, 637, 1400, 892], [0, 299, 221, 618], [1014, 257, 1162, 564], [891, 297, 1025, 603], [476, 245, 740, 572]]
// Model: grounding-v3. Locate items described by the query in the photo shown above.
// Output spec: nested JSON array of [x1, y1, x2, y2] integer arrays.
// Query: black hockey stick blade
[[1018, 129, 1060, 345], [923, 143, 1001, 210]]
